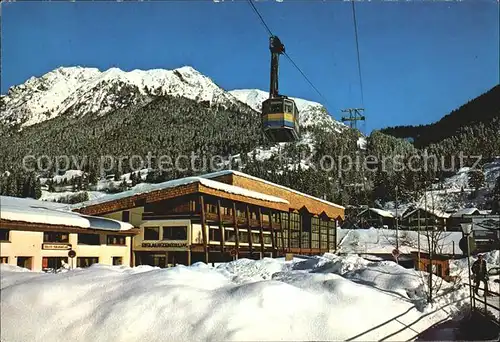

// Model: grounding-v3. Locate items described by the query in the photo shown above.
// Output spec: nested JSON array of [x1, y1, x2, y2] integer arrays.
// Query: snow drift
[[1, 254, 471, 342]]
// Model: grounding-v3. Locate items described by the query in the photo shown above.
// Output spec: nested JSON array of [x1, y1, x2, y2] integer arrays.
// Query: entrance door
[[135, 252, 167, 268]]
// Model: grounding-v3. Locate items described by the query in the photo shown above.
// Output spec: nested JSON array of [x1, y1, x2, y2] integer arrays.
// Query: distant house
[[470, 215, 500, 253], [447, 208, 481, 231], [357, 208, 395, 229], [401, 207, 450, 231]]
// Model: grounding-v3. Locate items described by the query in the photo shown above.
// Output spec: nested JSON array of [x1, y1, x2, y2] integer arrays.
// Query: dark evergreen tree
[[492, 176, 500, 214], [468, 169, 485, 191]]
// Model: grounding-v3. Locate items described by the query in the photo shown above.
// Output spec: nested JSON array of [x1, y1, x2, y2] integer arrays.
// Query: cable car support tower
[[341, 108, 365, 131]]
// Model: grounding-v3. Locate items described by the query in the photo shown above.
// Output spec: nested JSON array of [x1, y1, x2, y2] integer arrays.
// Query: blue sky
[[1, 0, 498, 132]]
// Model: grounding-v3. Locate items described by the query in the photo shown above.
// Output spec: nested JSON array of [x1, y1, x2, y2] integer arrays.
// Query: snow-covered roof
[[450, 208, 480, 217], [0, 196, 133, 231], [402, 207, 451, 219], [201, 170, 345, 210], [358, 208, 394, 218], [71, 176, 288, 210]]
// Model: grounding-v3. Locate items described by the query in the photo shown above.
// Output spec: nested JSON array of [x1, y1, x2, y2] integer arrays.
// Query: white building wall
[[0, 230, 131, 271]]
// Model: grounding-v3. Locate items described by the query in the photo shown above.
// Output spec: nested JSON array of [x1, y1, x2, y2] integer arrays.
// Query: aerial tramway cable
[[351, 0, 365, 108]]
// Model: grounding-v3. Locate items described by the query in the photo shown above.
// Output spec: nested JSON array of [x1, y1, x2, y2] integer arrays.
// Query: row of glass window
[[144, 226, 187, 241], [0, 229, 126, 246]]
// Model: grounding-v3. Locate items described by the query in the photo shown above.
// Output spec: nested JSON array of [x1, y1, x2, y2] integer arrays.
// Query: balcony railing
[[143, 212, 281, 230], [142, 212, 198, 221]]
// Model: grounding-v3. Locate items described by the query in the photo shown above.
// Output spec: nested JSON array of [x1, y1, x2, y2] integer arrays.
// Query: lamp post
[[395, 185, 399, 251], [461, 222, 474, 312]]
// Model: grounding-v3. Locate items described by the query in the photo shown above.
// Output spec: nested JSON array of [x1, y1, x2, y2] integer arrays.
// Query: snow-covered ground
[[337, 228, 463, 255], [1, 253, 477, 342], [484, 157, 500, 189], [40, 190, 107, 203]]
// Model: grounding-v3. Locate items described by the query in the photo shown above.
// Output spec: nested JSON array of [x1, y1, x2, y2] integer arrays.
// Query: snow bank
[[1, 255, 470, 342]]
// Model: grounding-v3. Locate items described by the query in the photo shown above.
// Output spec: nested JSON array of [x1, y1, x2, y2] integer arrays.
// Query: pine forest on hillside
[[0, 68, 499, 212]]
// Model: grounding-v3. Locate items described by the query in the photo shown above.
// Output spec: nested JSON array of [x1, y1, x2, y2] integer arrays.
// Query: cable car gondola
[[261, 36, 300, 143]]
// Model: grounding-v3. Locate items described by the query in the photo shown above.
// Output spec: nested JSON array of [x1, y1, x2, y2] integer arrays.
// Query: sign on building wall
[[471, 215, 500, 232], [141, 242, 188, 248], [42, 243, 72, 250]]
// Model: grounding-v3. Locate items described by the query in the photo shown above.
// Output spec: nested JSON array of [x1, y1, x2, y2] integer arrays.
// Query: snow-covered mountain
[[1, 66, 346, 132], [0, 66, 243, 128], [229, 89, 347, 132]]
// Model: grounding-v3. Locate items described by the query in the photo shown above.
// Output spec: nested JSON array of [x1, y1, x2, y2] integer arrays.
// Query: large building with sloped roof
[[72, 170, 345, 267]]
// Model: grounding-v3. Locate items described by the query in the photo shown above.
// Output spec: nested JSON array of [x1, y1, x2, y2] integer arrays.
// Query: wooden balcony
[[142, 212, 198, 221], [143, 212, 281, 230]]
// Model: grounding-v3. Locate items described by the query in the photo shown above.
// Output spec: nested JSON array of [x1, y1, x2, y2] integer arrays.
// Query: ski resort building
[[72, 170, 345, 267], [0, 196, 137, 271]]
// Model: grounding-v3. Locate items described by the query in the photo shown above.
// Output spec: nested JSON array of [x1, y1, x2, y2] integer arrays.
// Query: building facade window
[[107, 235, 126, 245], [328, 220, 336, 250], [290, 212, 301, 248], [276, 229, 284, 248], [239, 231, 248, 243], [0, 257, 8, 264], [311, 217, 320, 249], [122, 211, 130, 223], [17, 257, 32, 270], [320, 219, 329, 249], [236, 207, 245, 218], [221, 206, 232, 216], [263, 234, 272, 245], [206, 203, 218, 214], [42, 257, 68, 270], [251, 233, 260, 244], [43, 231, 69, 243], [281, 212, 289, 248], [224, 229, 236, 242], [77, 257, 99, 268], [0, 229, 10, 241], [78, 233, 100, 245], [144, 226, 160, 240], [163, 226, 188, 240], [209, 228, 221, 242], [112, 257, 123, 265]]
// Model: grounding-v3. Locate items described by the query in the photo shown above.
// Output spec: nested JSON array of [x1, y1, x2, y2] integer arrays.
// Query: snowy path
[[473, 293, 500, 320]]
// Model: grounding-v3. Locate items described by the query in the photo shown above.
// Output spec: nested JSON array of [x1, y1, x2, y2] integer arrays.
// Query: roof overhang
[[0, 219, 139, 235], [75, 182, 289, 216]]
